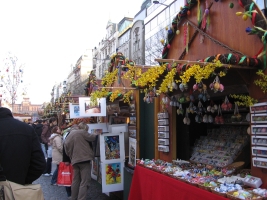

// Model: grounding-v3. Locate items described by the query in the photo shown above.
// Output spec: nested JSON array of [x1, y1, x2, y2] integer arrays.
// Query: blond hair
[[78, 122, 89, 132]]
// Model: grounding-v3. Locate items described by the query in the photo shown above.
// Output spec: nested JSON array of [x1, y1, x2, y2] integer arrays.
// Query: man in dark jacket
[[0, 107, 46, 185]]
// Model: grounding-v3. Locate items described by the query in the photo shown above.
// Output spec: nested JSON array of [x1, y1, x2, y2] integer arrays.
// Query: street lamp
[[153, 0, 173, 26]]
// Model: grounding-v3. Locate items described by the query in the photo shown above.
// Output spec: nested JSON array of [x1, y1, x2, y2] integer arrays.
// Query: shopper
[[0, 107, 46, 185], [64, 122, 100, 200], [42, 117, 57, 176], [62, 124, 78, 199], [49, 126, 63, 185]]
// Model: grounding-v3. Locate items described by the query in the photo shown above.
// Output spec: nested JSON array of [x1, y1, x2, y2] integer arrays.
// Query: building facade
[[12, 96, 42, 121], [144, 0, 182, 65]]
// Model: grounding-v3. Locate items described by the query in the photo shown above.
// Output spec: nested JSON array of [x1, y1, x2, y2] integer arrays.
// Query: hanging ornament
[[176, 30, 180, 35], [193, 83, 198, 91], [179, 83, 185, 92], [160, 39, 165, 45], [177, 104, 184, 115], [229, 2, 234, 8]]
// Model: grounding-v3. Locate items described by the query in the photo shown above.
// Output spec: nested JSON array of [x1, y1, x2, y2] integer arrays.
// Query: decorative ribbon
[[186, 22, 189, 54], [238, 0, 244, 8], [238, 56, 246, 64], [197, 0, 201, 25], [227, 54, 232, 63], [263, 32, 267, 70]]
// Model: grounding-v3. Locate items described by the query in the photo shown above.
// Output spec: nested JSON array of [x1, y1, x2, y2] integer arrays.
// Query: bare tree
[[0, 52, 24, 110], [145, 27, 167, 66]]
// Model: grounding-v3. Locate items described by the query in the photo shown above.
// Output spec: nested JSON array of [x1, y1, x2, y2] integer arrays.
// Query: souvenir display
[[190, 126, 249, 167]]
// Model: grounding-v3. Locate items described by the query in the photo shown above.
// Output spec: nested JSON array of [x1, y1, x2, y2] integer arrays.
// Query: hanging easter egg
[[183, 117, 188, 124], [219, 84, 224, 92], [207, 106, 211, 112], [186, 118, 191, 125], [198, 93, 203, 100], [213, 82, 220, 90], [203, 114, 208, 123], [221, 102, 228, 111], [190, 94, 195, 102], [202, 84, 207, 91], [206, 94, 210, 100], [202, 95, 207, 102], [183, 83, 188, 90], [179, 96, 185, 103], [195, 115, 200, 123], [172, 82, 178, 90], [209, 83, 214, 90], [242, 14, 248, 21], [179, 83, 184, 92], [176, 30, 180, 35], [213, 104, 218, 110], [187, 10, 191, 15], [186, 95, 190, 102], [229, 2, 234, 8], [160, 39, 165, 45], [189, 107, 194, 114], [208, 115, 214, 123], [167, 44, 171, 48], [205, 9, 209, 15], [193, 84, 198, 91], [227, 102, 233, 110], [146, 97, 150, 103]]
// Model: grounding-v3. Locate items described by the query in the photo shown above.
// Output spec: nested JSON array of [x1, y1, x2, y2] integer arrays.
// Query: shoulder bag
[[0, 165, 44, 200]]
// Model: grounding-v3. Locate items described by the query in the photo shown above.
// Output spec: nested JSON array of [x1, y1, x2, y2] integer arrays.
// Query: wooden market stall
[[127, 0, 267, 199]]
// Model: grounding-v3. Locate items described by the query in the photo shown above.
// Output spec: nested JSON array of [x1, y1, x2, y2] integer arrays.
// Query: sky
[[0, 0, 144, 104]]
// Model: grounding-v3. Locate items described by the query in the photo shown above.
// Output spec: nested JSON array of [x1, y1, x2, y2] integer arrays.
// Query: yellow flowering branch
[[123, 90, 134, 104], [101, 69, 118, 86], [109, 89, 122, 102], [122, 65, 142, 82], [90, 88, 109, 106], [159, 68, 176, 93], [254, 70, 267, 93], [134, 64, 166, 88], [229, 94, 258, 107], [178, 61, 225, 84]]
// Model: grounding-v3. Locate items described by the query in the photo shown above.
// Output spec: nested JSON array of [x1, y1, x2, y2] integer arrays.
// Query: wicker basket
[[210, 188, 227, 198], [226, 190, 263, 200]]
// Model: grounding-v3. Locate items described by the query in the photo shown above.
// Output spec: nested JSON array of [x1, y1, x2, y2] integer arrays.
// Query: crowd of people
[[0, 106, 101, 200]]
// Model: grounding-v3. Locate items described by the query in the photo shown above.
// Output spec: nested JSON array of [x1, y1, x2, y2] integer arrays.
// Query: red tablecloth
[[128, 165, 228, 200]]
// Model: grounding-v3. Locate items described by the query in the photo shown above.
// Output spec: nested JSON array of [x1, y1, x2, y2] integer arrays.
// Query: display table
[[128, 165, 228, 200]]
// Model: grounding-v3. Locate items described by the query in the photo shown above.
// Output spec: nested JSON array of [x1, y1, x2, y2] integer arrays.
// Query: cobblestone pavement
[[33, 163, 112, 200]]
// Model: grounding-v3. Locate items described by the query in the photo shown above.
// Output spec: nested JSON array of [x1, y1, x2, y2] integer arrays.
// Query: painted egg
[[262, 128, 266, 132], [198, 93, 203, 100], [176, 30, 180, 35], [184, 83, 188, 90], [213, 104, 218, 110], [207, 106, 211, 112], [186, 118, 191, 125], [209, 83, 214, 90], [205, 9, 209, 15], [179, 83, 185, 92], [213, 82, 220, 90], [227, 102, 232, 110], [219, 84, 224, 92], [193, 84, 198, 91], [229, 2, 234, 8]]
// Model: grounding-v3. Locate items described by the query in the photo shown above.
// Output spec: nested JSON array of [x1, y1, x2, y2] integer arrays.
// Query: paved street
[[33, 164, 113, 200]]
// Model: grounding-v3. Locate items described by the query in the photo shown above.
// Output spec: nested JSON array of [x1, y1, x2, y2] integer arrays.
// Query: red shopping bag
[[57, 162, 73, 186]]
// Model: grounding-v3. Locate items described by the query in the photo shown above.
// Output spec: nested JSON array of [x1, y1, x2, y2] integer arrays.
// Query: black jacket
[[0, 107, 46, 185], [34, 123, 43, 143]]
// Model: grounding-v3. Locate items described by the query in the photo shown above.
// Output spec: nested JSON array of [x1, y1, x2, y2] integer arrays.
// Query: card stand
[[158, 145, 169, 152], [252, 136, 267, 146], [250, 102, 267, 113], [251, 125, 267, 135], [253, 157, 267, 169], [158, 132, 169, 139], [158, 126, 169, 132], [157, 112, 169, 120], [252, 146, 267, 158], [158, 139, 169, 145], [251, 113, 267, 124], [158, 119, 169, 126]]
